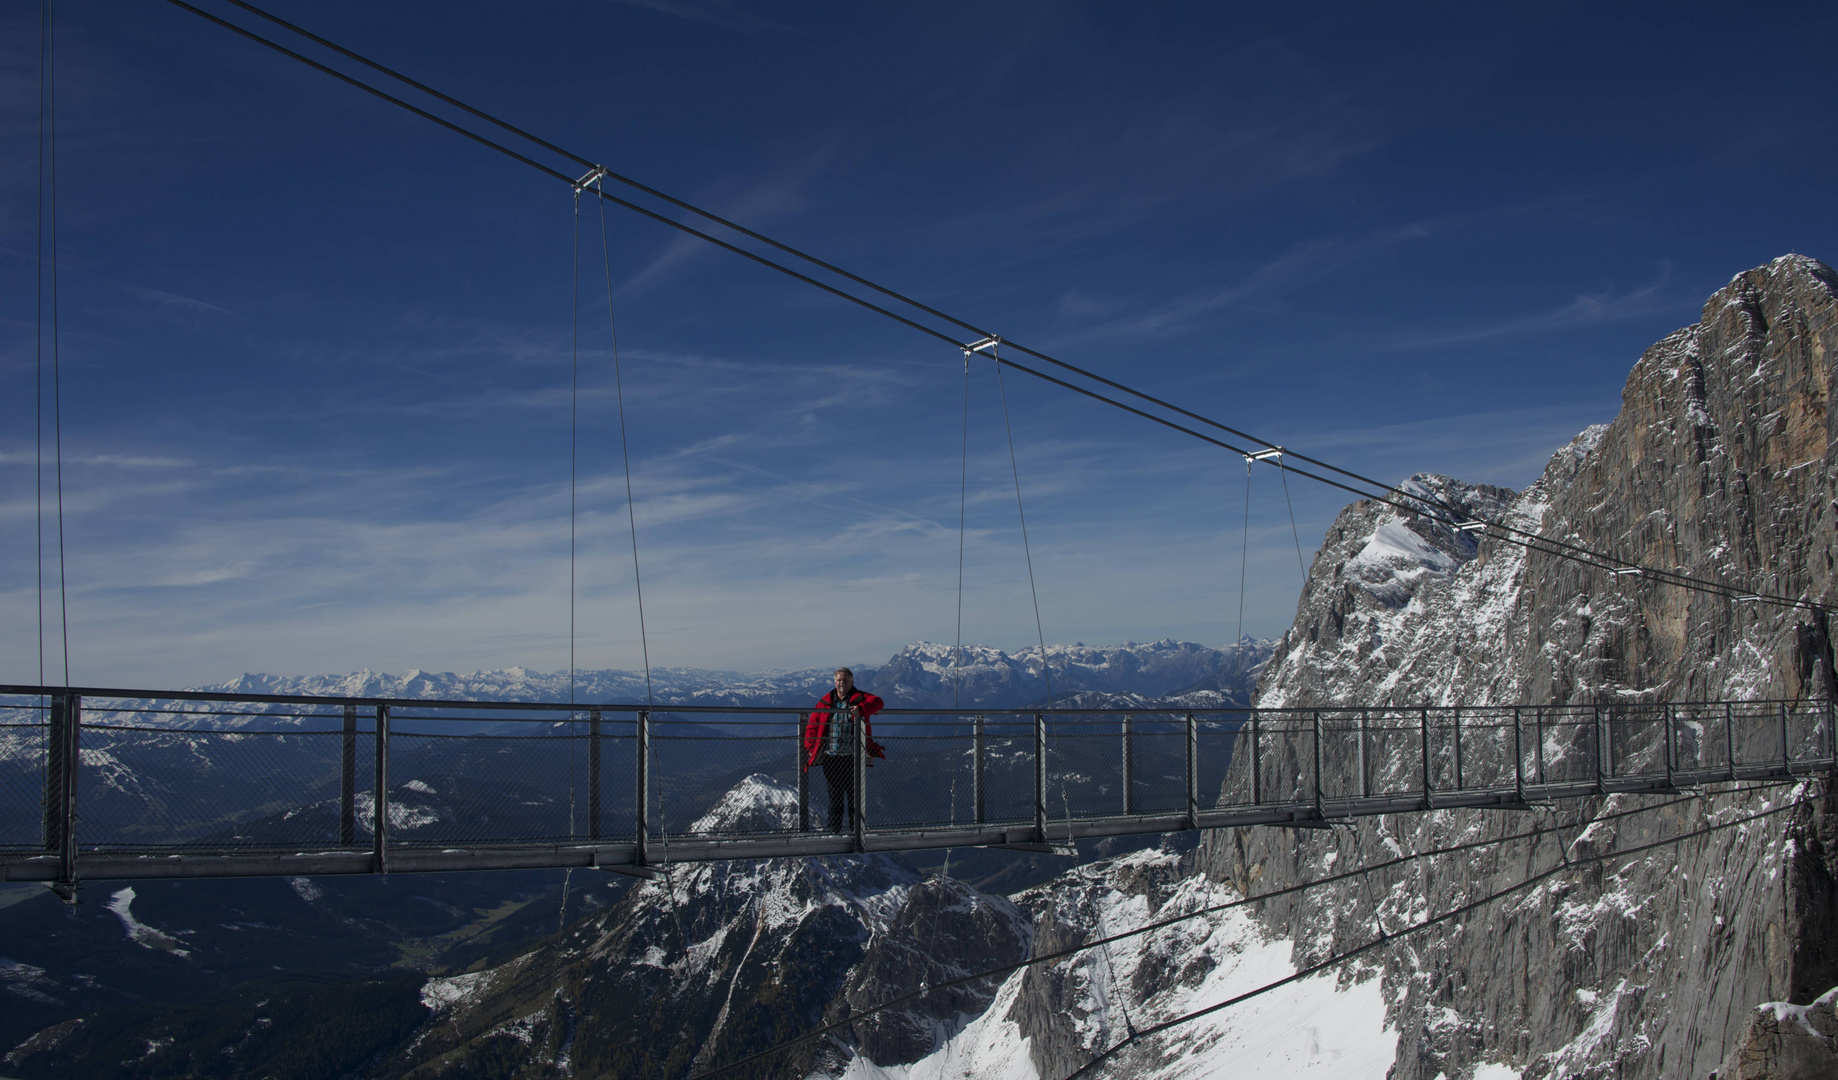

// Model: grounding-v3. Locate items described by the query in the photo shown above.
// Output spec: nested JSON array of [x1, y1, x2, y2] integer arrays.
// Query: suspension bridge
[[14, 4, 1836, 900], [2, 684, 1829, 893]]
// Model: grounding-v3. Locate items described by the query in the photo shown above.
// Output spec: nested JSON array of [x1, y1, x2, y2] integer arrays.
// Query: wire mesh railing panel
[[1363, 715, 1423, 798], [1047, 729, 1126, 820], [1729, 703, 1789, 772], [1249, 713, 1313, 805], [1554, 712, 1602, 785], [0, 715, 48, 851], [1460, 713, 1517, 791], [76, 727, 357, 849], [1787, 702, 1831, 765], [1669, 705, 1715, 774], [652, 727, 798, 838], [590, 732, 638, 842], [865, 720, 975, 831], [386, 730, 587, 846], [1127, 726, 1189, 815], [1194, 718, 1237, 811], [977, 728, 1036, 826]]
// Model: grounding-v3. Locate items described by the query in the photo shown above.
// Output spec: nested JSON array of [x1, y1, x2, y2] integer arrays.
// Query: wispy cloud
[[605, 0, 796, 35], [1388, 263, 1680, 350], [614, 144, 838, 298], [121, 283, 240, 318]]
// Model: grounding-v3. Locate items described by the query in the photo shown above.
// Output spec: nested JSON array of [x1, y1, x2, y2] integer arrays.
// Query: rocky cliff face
[[1193, 255, 1838, 1080]]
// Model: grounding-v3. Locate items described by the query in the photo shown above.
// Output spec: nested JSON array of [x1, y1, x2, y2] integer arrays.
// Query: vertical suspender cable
[[568, 189, 581, 834], [596, 186, 653, 710], [49, 0, 69, 688], [993, 347, 1073, 849], [1236, 460, 1251, 646], [595, 182, 686, 954], [559, 189, 583, 927], [954, 351, 970, 715], [992, 353, 1051, 710], [39, 0, 70, 688], [35, 0, 48, 691], [1278, 460, 1308, 583]]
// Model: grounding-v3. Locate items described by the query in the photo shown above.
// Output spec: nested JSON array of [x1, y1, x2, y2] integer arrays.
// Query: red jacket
[[803, 687, 885, 767]]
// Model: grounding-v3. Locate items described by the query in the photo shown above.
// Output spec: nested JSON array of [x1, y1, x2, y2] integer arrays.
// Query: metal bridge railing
[[0, 685, 1832, 885]]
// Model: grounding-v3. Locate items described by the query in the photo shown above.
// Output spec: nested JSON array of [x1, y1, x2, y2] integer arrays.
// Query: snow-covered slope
[[374, 775, 1032, 1078], [843, 845, 1396, 1080]]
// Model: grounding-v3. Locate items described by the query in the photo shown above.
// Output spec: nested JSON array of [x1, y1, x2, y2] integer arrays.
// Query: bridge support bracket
[[985, 842, 1077, 856], [599, 863, 662, 880]]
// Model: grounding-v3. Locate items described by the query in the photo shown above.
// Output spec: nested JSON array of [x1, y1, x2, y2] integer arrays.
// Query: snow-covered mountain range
[[194, 637, 1271, 713]]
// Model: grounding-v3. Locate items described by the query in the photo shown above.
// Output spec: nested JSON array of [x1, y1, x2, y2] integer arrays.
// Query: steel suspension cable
[[688, 780, 1811, 1079], [157, 0, 1824, 614]]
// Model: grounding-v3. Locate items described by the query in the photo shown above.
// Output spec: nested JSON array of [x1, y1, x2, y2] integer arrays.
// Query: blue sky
[[3, 1, 1835, 687]]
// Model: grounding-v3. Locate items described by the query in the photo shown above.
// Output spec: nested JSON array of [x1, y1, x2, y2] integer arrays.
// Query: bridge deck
[[0, 685, 1830, 884]]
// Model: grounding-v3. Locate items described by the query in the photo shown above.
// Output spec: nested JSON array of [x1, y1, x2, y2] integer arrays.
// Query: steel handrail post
[[588, 708, 602, 841], [854, 704, 868, 852], [636, 710, 650, 866], [1610, 705, 1624, 778], [1359, 709, 1369, 799], [797, 714, 810, 833], [1534, 706, 1545, 785], [1514, 706, 1524, 802], [1122, 713, 1134, 815], [47, 694, 80, 895], [42, 696, 61, 856], [973, 715, 986, 824], [1312, 709, 1324, 819], [1185, 712, 1198, 829], [1453, 706, 1464, 791], [1726, 701, 1737, 782], [340, 704, 357, 846], [1780, 703, 1792, 776], [1034, 713, 1047, 843], [1593, 704, 1604, 793], [373, 704, 390, 876], [1828, 697, 1836, 772], [1420, 705, 1432, 809], [1250, 712, 1262, 806], [1663, 703, 1674, 786]]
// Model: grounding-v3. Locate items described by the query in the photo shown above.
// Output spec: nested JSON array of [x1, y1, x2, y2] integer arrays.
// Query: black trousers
[[820, 754, 856, 832]]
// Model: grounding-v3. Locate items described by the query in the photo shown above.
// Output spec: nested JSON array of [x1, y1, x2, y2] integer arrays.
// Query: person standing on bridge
[[804, 667, 885, 833]]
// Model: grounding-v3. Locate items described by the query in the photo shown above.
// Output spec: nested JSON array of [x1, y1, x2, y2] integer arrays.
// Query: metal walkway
[[1, 685, 1831, 887]]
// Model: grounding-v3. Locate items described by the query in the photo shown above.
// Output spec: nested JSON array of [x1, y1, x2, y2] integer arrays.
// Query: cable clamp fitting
[[573, 164, 609, 194], [963, 334, 1001, 357], [1245, 447, 1284, 464], [1454, 520, 1489, 533], [1610, 567, 1642, 577]]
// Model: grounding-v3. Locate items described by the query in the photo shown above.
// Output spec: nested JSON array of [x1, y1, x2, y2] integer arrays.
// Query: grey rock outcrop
[[1713, 986, 1838, 1080], [1196, 255, 1838, 1080]]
